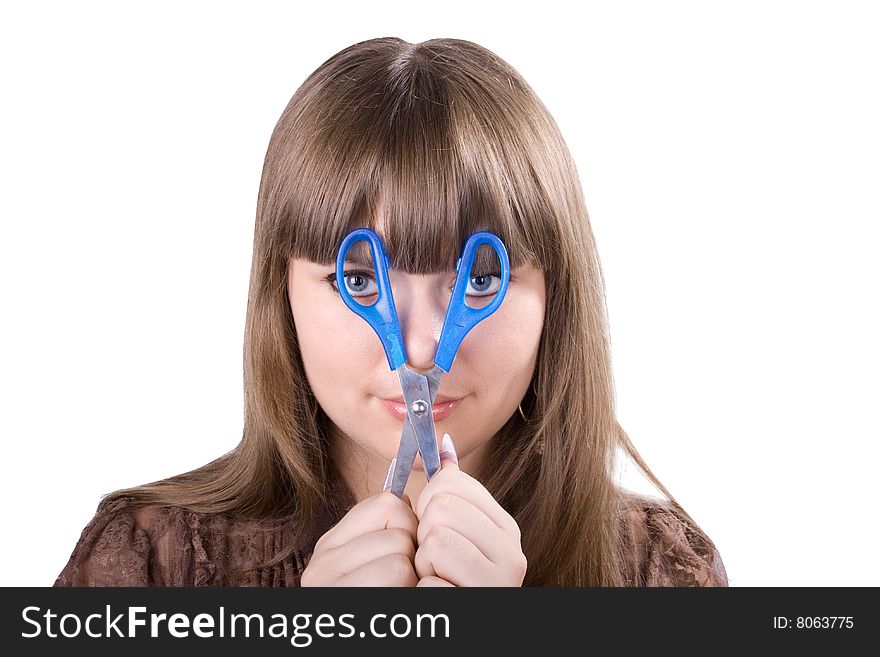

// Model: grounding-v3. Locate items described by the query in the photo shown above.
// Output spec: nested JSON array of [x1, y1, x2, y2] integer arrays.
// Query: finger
[[336, 552, 418, 587], [414, 525, 501, 587], [316, 527, 416, 578], [417, 575, 455, 587], [417, 492, 513, 565], [438, 432, 459, 468], [416, 465, 520, 541], [316, 491, 418, 552]]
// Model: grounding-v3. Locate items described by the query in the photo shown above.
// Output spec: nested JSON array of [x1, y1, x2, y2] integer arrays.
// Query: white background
[[1, 1, 877, 587]]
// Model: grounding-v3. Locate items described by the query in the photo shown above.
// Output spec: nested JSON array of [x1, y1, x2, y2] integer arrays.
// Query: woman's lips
[[378, 396, 463, 421]]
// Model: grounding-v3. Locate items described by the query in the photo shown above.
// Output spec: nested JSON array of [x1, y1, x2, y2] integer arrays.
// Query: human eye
[[464, 271, 503, 297], [324, 269, 379, 298]]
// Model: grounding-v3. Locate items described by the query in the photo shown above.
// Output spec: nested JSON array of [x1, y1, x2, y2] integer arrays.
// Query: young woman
[[55, 37, 728, 587]]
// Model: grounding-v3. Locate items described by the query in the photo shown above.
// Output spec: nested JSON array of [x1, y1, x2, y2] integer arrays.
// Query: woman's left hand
[[413, 433, 528, 587]]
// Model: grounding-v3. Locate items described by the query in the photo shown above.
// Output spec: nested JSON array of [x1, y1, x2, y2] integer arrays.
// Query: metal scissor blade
[[419, 365, 445, 478], [422, 365, 444, 405], [396, 367, 442, 480], [388, 413, 420, 497]]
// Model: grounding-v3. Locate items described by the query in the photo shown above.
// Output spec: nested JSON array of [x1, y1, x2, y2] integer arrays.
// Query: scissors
[[335, 227, 510, 497]]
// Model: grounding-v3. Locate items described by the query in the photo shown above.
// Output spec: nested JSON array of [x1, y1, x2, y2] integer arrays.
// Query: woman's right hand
[[300, 490, 419, 586]]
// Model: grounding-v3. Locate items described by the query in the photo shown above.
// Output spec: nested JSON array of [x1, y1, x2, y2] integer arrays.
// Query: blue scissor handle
[[336, 228, 407, 370], [336, 228, 510, 373], [435, 231, 510, 372]]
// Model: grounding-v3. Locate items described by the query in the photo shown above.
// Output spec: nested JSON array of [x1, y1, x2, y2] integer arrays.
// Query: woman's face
[[286, 229, 545, 487]]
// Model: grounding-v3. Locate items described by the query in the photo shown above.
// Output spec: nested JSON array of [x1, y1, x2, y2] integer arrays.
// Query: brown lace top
[[54, 484, 729, 587]]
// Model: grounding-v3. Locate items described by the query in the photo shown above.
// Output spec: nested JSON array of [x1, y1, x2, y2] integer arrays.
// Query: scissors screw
[[411, 399, 429, 416]]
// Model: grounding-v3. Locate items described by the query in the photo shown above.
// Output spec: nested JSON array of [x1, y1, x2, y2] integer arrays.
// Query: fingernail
[[439, 433, 458, 465], [382, 457, 396, 492]]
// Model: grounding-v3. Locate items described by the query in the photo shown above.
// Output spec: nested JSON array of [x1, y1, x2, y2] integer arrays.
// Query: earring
[[518, 403, 529, 423]]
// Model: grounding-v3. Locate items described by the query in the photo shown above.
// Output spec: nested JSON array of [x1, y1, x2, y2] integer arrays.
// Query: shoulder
[[54, 497, 158, 586], [54, 496, 311, 587], [617, 492, 729, 587], [54, 496, 221, 586]]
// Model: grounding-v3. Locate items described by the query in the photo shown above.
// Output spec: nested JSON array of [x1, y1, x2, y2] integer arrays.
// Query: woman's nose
[[395, 289, 445, 375]]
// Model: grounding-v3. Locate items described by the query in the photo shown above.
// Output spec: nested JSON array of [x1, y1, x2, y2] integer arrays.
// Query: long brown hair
[[100, 37, 692, 585]]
